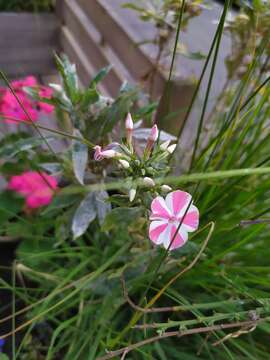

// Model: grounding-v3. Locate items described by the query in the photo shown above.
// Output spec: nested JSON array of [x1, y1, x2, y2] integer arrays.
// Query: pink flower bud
[[94, 145, 119, 161], [145, 124, 159, 158], [149, 124, 158, 142], [125, 113, 134, 148], [125, 113, 133, 130]]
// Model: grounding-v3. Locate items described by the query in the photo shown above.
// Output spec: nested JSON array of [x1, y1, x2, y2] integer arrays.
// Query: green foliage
[[0, 0, 53, 12], [1, 2, 270, 359]]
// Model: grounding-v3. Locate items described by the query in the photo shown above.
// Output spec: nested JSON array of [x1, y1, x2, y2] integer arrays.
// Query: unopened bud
[[125, 113, 133, 130], [125, 113, 134, 147], [237, 14, 249, 22], [143, 177, 155, 187], [145, 124, 159, 158], [118, 159, 130, 169], [167, 144, 177, 154], [149, 124, 158, 142], [160, 140, 170, 151], [161, 184, 172, 193], [129, 188, 136, 202]]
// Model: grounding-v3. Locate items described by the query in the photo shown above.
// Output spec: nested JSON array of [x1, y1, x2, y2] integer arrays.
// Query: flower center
[[169, 215, 178, 223]]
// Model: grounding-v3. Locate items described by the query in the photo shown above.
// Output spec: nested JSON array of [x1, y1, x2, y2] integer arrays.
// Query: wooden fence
[[0, 13, 59, 77]]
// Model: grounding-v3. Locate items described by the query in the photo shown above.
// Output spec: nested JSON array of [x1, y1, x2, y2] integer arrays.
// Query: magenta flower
[[0, 76, 54, 123], [8, 171, 58, 209], [38, 87, 54, 113], [149, 190, 199, 250], [0, 90, 38, 122]]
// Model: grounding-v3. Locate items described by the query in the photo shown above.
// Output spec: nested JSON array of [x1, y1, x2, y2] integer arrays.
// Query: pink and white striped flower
[[149, 190, 199, 250]]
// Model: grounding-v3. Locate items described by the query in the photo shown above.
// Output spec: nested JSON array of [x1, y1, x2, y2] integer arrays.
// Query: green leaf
[[122, 3, 146, 13], [80, 87, 99, 112], [0, 354, 9, 360], [41, 192, 78, 216], [0, 191, 24, 224], [102, 207, 142, 232], [55, 54, 79, 104], [90, 65, 112, 87], [72, 192, 97, 239], [0, 136, 54, 159], [72, 129, 88, 185], [94, 191, 111, 225]]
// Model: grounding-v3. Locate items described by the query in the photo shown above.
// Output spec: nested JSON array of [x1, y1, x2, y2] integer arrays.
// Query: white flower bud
[[118, 159, 130, 169], [167, 144, 177, 154], [161, 184, 172, 193], [143, 177, 155, 187], [160, 140, 170, 151], [129, 188, 136, 202]]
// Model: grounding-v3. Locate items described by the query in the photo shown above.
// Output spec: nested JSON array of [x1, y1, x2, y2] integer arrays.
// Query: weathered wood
[[62, 0, 133, 95], [0, 12, 59, 77], [0, 13, 58, 32], [76, 0, 165, 98]]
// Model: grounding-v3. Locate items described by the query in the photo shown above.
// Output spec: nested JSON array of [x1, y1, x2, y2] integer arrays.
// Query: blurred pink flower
[[149, 190, 199, 250], [0, 90, 38, 122], [38, 87, 54, 113], [8, 171, 58, 209], [0, 76, 54, 123], [11, 76, 38, 90]]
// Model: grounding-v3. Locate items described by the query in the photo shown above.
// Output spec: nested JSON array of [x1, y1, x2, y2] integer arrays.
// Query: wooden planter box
[[0, 12, 59, 77]]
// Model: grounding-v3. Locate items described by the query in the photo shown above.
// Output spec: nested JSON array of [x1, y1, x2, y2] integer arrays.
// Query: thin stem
[[189, 0, 231, 170], [97, 317, 267, 360], [172, 0, 231, 158], [0, 115, 93, 147], [112, 222, 214, 347], [12, 261, 16, 360], [155, 0, 186, 123]]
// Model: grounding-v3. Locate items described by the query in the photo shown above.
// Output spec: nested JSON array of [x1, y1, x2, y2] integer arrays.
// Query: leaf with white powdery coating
[[72, 129, 88, 185], [94, 191, 112, 225], [72, 192, 97, 239]]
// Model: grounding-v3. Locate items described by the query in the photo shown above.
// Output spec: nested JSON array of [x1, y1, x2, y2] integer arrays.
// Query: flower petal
[[163, 225, 188, 250], [165, 190, 192, 216], [157, 223, 172, 246], [182, 205, 199, 232], [149, 220, 168, 244], [151, 196, 172, 219]]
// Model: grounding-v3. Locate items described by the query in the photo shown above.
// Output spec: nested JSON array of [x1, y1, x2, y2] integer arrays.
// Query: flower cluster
[[93, 113, 176, 202], [0, 76, 54, 123], [93, 113, 199, 250], [8, 171, 58, 209]]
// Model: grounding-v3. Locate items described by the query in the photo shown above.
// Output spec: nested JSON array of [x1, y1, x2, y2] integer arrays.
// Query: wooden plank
[[63, 0, 129, 96], [0, 61, 56, 77], [0, 47, 55, 63], [0, 31, 57, 48], [0, 12, 59, 77], [60, 25, 109, 95], [0, 13, 58, 32], [76, 0, 165, 97]]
